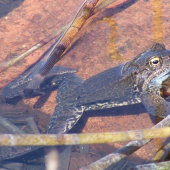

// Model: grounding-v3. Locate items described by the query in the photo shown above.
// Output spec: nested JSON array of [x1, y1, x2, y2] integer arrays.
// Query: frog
[[1, 43, 170, 162], [46, 43, 170, 134]]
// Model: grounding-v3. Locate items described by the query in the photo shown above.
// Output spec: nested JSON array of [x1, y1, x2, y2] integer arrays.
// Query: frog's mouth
[[143, 69, 170, 91], [152, 71, 170, 88]]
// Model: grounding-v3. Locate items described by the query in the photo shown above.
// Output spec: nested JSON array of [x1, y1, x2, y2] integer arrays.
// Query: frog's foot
[[46, 105, 84, 170], [22, 65, 77, 96], [1, 64, 76, 99]]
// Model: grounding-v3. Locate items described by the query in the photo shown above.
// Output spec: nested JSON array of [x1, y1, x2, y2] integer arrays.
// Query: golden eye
[[149, 57, 161, 68]]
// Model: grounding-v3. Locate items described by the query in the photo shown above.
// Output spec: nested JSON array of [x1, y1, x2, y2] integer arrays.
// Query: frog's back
[[57, 64, 125, 104]]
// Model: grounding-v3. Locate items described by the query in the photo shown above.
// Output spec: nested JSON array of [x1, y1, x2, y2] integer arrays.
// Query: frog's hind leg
[[48, 71, 84, 134], [47, 74, 84, 170], [47, 73, 84, 134], [47, 104, 84, 134]]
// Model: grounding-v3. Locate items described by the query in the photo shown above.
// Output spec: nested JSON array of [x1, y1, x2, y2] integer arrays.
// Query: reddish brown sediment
[[0, 24, 68, 73], [0, 0, 118, 73]]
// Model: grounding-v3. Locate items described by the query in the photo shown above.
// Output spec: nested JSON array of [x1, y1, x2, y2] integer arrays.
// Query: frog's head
[[122, 43, 170, 92]]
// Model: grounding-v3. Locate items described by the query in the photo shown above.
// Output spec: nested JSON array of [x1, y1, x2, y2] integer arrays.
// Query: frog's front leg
[[140, 89, 170, 118]]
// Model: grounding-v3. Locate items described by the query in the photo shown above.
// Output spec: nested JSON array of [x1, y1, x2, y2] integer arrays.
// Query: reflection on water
[[0, 0, 170, 169]]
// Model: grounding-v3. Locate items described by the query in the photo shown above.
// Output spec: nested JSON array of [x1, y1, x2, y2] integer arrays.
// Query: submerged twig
[[0, 115, 25, 134], [1, 126, 170, 146], [152, 137, 170, 162], [0, 0, 117, 73], [80, 114, 170, 170], [93, 0, 117, 14], [136, 160, 170, 170], [25, 117, 40, 134]]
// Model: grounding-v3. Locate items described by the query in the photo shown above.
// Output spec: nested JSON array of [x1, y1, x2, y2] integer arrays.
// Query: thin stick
[[23, 0, 100, 94], [1, 126, 170, 146], [152, 138, 170, 162], [0, 115, 25, 134]]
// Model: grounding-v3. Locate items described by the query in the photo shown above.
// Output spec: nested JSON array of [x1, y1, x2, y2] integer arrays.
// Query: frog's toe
[[47, 104, 84, 134]]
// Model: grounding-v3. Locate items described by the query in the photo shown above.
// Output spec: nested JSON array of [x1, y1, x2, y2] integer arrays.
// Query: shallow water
[[0, 0, 170, 169]]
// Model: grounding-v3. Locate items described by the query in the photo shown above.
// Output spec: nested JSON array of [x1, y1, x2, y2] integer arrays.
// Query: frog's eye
[[149, 57, 161, 68]]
